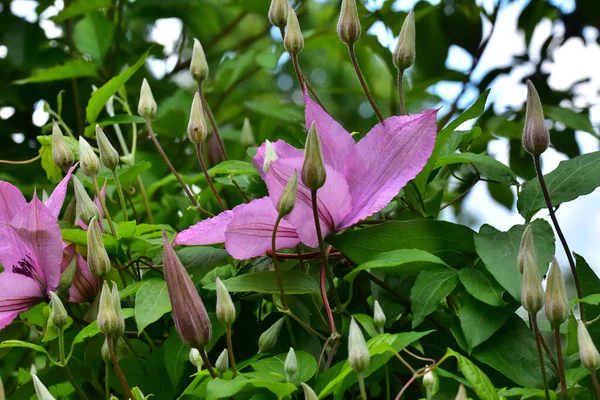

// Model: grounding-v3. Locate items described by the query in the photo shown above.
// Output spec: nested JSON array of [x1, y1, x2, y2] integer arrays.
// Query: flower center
[[12, 254, 36, 278]]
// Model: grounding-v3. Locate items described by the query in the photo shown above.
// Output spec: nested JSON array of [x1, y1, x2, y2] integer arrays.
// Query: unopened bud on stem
[[87, 216, 111, 277], [521, 252, 544, 315], [72, 176, 100, 225], [49, 291, 68, 328], [190, 39, 209, 83], [545, 257, 568, 326], [258, 317, 285, 353], [138, 78, 157, 119], [52, 122, 74, 170], [216, 349, 229, 375], [302, 122, 326, 190], [522, 80, 550, 156], [188, 92, 208, 144], [79, 137, 99, 177], [263, 140, 278, 174], [284, 6, 304, 56], [97, 281, 124, 339], [189, 348, 204, 371], [240, 118, 255, 148], [32, 374, 56, 400], [348, 317, 370, 374], [517, 224, 536, 274], [268, 0, 288, 28], [96, 125, 119, 171], [300, 383, 318, 400], [284, 347, 298, 384], [277, 170, 298, 217], [337, 0, 361, 45], [578, 320, 600, 370], [216, 277, 236, 327], [393, 10, 416, 71], [373, 300, 386, 333], [455, 384, 467, 400]]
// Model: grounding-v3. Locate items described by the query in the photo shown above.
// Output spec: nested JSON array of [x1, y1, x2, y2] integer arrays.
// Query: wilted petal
[[0, 182, 26, 224], [303, 90, 355, 172], [265, 158, 352, 248], [174, 210, 234, 246], [225, 197, 301, 259], [44, 164, 77, 219], [70, 255, 99, 303], [254, 139, 303, 179], [341, 110, 437, 227]]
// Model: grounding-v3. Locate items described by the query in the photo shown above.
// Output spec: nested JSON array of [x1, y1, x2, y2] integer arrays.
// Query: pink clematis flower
[[0, 167, 82, 329], [175, 92, 438, 259]]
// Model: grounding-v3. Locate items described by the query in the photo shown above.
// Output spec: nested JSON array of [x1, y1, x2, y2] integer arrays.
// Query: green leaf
[[250, 350, 317, 383], [135, 279, 172, 334], [344, 249, 449, 283], [474, 219, 555, 301], [15, 58, 98, 84], [434, 152, 517, 185], [517, 151, 600, 220], [84, 114, 145, 137], [86, 49, 150, 124], [208, 161, 259, 177], [205, 372, 296, 400], [458, 268, 506, 307], [328, 220, 477, 267], [575, 253, 600, 343], [53, 0, 112, 21], [73, 12, 113, 65], [411, 267, 458, 328], [61, 228, 120, 256], [170, 246, 230, 284], [353, 314, 379, 339], [245, 100, 303, 123], [0, 340, 51, 357], [203, 271, 319, 294], [163, 331, 188, 386], [544, 106, 596, 136], [445, 348, 500, 400], [38, 139, 62, 183]]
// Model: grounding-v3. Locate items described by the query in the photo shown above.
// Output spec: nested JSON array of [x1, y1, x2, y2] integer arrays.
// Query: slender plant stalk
[[591, 372, 600, 399], [225, 327, 238, 377], [112, 170, 128, 221], [199, 348, 218, 378], [105, 362, 110, 400], [64, 365, 90, 400], [197, 84, 228, 161], [358, 373, 367, 400], [284, 310, 328, 342], [136, 176, 154, 223], [397, 69, 407, 115], [92, 176, 117, 237], [385, 365, 391, 400], [553, 326, 567, 399], [230, 177, 251, 203], [347, 43, 384, 123], [57, 328, 91, 400], [533, 155, 584, 319], [531, 315, 550, 400], [271, 216, 290, 310], [394, 373, 418, 400], [108, 338, 134, 400], [195, 143, 227, 210], [290, 55, 305, 91]]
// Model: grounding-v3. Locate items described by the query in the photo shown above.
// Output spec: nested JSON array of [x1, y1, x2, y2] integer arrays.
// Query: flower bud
[[300, 383, 318, 400], [190, 39, 209, 83], [263, 140, 279, 174], [544, 257, 568, 326], [422, 368, 438, 400], [79, 137, 99, 177], [373, 300, 386, 333], [348, 317, 370, 374], [216, 277, 236, 327], [0, 375, 4, 400], [58, 256, 77, 297], [187, 92, 207, 145], [96, 125, 119, 171], [162, 231, 212, 349], [521, 251, 544, 315], [268, 0, 288, 28], [87, 216, 111, 278], [189, 348, 204, 371], [284, 6, 304, 56], [578, 320, 600, 370], [101, 337, 127, 363], [393, 10, 416, 71], [337, 0, 361, 45], [240, 118, 255, 148], [277, 170, 298, 217], [49, 291, 68, 328], [132, 387, 146, 400], [522, 80, 550, 156], [97, 281, 124, 339], [32, 374, 56, 400], [72, 176, 101, 225], [216, 349, 229, 375], [207, 135, 225, 166], [138, 78, 157, 119], [284, 347, 298, 384], [258, 317, 285, 353], [52, 121, 74, 170], [302, 122, 326, 190], [455, 384, 467, 400], [517, 224, 536, 274]]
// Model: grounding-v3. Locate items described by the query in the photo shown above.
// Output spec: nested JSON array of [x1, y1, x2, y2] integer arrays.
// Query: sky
[[4, 0, 600, 273]]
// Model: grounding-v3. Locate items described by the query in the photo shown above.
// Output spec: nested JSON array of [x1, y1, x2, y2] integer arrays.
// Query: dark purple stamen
[[12, 254, 36, 278]]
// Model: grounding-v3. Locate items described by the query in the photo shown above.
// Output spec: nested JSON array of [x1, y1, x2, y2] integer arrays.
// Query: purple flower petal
[[44, 164, 77, 219], [341, 110, 438, 227], [70, 254, 99, 303], [174, 210, 234, 246], [254, 139, 303, 179], [0, 182, 26, 224], [0, 272, 42, 329]]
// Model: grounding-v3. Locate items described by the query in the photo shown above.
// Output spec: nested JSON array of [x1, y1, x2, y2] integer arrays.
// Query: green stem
[[397, 68, 407, 115], [358, 372, 367, 400], [141, 330, 156, 352], [195, 143, 227, 211], [111, 122, 130, 157], [385, 365, 391, 400], [531, 314, 550, 400], [197, 83, 228, 161], [348, 43, 384, 123], [554, 325, 568, 399], [271, 216, 289, 310], [108, 337, 134, 400], [64, 364, 90, 400], [284, 315, 298, 349], [136, 176, 154, 223], [591, 372, 600, 400], [284, 310, 328, 342], [112, 170, 128, 221], [105, 362, 110, 400], [226, 327, 238, 377], [93, 176, 117, 237]]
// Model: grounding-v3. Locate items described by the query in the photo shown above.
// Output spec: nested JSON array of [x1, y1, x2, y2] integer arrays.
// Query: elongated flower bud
[[300, 383, 318, 400], [284, 347, 298, 384], [521, 252, 544, 314], [373, 300, 386, 333], [269, 0, 288, 28], [578, 320, 600, 370], [545, 257, 568, 326], [240, 118, 255, 148], [337, 0, 361, 45], [138, 78, 157, 119], [52, 122, 74, 170], [216, 349, 229, 375], [102, 337, 127, 363], [162, 231, 212, 349], [72, 176, 100, 225], [455, 384, 467, 400], [87, 216, 111, 277], [517, 224, 536, 274], [49, 291, 68, 328], [522, 80, 549, 156], [98, 281, 124, 339], [190, 39, 209, 83], [348, 317, 370, 373], [423, 369, 437, 400], [258, 317, 285, 353], [277, 170, 298, 217], [32, 374, 56, 400], [263, 140, 278, 174], [216, 277, 236, 327], [302, 122, 326, 190], [393, 10, 416, 71], [284, 6, 304, 56], [96, 125, 119, 171], [79, 137, 99, 177], [189, 348, 204, 371], [188, 92, 207, 144]]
